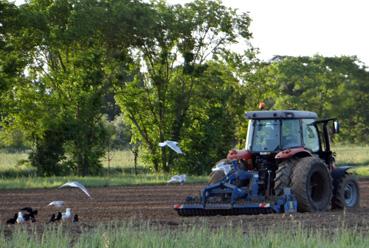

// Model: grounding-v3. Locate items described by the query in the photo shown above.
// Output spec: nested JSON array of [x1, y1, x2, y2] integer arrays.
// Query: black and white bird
[[48, 211, 62, 223], [21, 207, 38, 218], [62, 208, 73, 221], [6, 213, 18, 224], [16, 211, 25, 224], [167, 174, 187, 184], [59, 181, 92, 198], [21, 207, 38, 222], [159, 140, 184, 155], [47, 200, 65, 208]]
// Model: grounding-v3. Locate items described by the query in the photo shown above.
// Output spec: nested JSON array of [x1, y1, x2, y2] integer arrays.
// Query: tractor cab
[[244, 110, 339, 169], [246, 110, 318, 153]]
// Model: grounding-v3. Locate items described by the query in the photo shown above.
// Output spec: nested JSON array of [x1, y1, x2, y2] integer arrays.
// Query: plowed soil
[[1, 180, 368, 232]]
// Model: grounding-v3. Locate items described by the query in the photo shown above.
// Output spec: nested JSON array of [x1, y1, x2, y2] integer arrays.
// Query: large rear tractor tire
[[332, 173, 360, 209], [274, 159, 295, 196], [291, 157, 332, 212]]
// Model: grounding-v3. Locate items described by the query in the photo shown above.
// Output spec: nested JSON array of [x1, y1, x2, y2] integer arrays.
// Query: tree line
[[1, 0, 368, 176]]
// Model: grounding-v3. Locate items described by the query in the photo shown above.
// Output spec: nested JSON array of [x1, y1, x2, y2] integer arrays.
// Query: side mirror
[[333, 120, 340, 134]]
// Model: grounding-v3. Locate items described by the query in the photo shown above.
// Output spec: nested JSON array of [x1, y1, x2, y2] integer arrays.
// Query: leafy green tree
[[177, 61, 249, 173], [115, 0, 253, 172], [0, 1, 26, 123], [1, 0, 156, 175], [254, 55, 369, 143]]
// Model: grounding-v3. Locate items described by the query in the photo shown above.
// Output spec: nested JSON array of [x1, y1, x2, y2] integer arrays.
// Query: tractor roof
[[245, 110, 317, 120]]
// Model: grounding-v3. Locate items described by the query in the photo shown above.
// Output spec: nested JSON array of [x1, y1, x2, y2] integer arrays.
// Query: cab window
[[252, 120, 280, 152], [302, 119, 320, 152], [281, 119, 302, 149]]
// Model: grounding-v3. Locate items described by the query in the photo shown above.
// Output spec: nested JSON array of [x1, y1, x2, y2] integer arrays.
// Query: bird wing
[[159, 140, 184, 154], [48, 201, 64, 207], [59, 181, 92, 198], [20, 207, 33, 213], [180, 174, 186, 182], [168, 175, 184, 183], [172, 175, 181, 181], [167, 178, 176, 183], [166, 141, 184, 154], [6, 218, 15, 224], [23, 213, 31, 221], [167, 177, 177, 183], [48, 214, 56, 223]]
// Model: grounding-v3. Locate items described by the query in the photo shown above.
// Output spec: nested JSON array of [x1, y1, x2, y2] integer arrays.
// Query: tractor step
[[174, 203, 275, 216]]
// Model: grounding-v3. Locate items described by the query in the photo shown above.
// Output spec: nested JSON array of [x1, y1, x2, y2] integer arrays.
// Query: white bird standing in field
[[59, 181, 92, 198], [159, 140, 184, 155], [47, 200, 65, 208], [167, 174, 187, 184], [62, 208, 73, 221], [16, 211, 25, 224]]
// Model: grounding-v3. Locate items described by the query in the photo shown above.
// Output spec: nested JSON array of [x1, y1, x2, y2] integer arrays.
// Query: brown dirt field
[[1, 180, 368, 232]]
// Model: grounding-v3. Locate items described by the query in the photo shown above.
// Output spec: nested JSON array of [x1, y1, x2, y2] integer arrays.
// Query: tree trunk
[[161, 148, 169, 172], [153, 157, 159, 172], [134, 151, 138, 175], [131, 145, 139, 175], [167, 152, 174, 172]]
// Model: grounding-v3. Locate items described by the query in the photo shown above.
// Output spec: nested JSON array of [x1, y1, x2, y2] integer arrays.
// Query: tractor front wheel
[[291, 157, 332, 212], [333, 173, 360, 209]]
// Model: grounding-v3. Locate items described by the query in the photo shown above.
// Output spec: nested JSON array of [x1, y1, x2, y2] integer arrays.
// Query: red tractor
[[175, 110, 360, 216]]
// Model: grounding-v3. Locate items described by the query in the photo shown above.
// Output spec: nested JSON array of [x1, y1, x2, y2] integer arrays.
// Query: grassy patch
[[0, 150, 140, 172], [1, 223, 368, 248], [0, 149, 208, 189], [0, 151, 30, 171], [101, 150, 141, 168], [334, 146, 369, 177], [351, 166, 369, 178], [334, 146, 369, 166]]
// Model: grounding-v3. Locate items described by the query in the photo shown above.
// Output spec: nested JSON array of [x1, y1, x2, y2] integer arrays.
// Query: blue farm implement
[[175, 110, 360, 216], [175, 160, 297, 216]]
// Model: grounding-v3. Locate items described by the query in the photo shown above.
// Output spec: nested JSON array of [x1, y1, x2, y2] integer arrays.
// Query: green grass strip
[[1, 222, 368, 248]]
